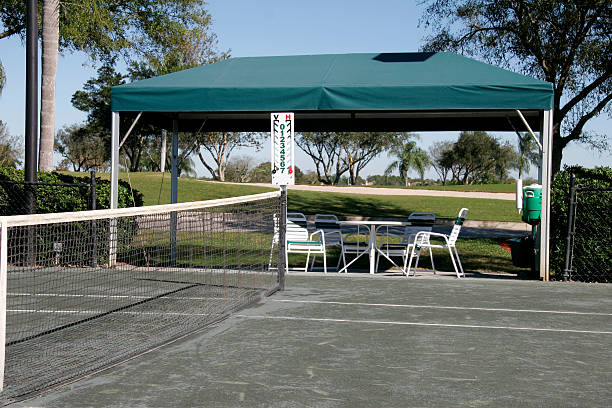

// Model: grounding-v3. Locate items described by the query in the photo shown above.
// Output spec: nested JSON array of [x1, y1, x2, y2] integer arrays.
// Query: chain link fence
[[563, 171, 612, 283]]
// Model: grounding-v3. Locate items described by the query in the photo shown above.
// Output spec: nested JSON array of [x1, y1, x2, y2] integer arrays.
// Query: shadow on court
[[15, 275, 612, 408]]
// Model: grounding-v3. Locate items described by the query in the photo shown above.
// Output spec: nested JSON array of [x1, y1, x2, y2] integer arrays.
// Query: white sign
[[271, 112, 295, 185]]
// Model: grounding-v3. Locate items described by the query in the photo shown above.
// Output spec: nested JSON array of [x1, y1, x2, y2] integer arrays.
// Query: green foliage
[[297, 132, 408, 185], [56, 123, 107, 172], [0, 121, 22, 167], [440, 131, 517, 184], [421, 0, 612, 174], [0, 168, 142, 215], [385, 137, 430, 185], [550, 166, 612, 281]]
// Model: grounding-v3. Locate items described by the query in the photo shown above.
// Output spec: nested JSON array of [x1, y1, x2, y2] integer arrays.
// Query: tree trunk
[[39, 0, 60, 171], [551, 127, 564, 177]]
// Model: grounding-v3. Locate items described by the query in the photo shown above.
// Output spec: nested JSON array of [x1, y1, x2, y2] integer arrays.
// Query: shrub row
[[0, 168, 143, 215]]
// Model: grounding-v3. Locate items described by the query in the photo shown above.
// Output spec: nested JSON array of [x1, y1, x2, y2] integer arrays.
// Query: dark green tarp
[[112, 52, 553, 112]]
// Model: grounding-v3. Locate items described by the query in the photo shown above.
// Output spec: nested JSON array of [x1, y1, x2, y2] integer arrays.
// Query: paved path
[[230, 182, 516, 201]]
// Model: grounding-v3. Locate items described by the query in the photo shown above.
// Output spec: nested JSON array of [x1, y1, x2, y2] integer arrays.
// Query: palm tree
[[385, 140, 422, 187], [0, 60, 6, 96], [38, 0, 60, 171], [514, 133, 540, 179], [412, 149, 430, 184]]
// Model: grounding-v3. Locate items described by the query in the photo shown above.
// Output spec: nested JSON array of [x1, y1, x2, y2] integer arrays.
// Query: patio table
[[337, 220, 410, 274]]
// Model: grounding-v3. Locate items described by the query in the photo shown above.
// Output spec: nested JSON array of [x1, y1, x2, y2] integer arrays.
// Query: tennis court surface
[[14, 274, 611, 407]]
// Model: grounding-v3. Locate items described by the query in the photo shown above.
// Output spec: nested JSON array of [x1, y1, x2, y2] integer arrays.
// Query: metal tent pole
[[170, 120, 178, 265], [109, 112, 120, 267], [539, 109, 554, 281]]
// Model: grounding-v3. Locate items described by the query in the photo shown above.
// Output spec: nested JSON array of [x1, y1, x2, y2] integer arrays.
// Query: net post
[[278, 186, 287, 290], [0, 217, 8, 391]]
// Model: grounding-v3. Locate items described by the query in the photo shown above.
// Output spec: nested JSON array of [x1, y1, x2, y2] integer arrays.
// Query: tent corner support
[[539, 109, 554, 281], [110, 112, 120, 210]]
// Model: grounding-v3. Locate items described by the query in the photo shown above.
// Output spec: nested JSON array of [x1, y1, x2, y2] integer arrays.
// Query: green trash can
[[522, 184, 542, 225], [509, 236, 535, 268]]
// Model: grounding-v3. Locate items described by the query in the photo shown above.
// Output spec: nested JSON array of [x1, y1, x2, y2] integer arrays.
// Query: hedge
[[0, 168, 143, 215]]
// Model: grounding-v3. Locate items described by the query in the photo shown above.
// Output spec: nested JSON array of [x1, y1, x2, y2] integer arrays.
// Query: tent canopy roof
[[111, 52, 553, 132]]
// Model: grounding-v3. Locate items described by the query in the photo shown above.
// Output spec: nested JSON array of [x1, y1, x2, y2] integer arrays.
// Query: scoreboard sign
[[271, 112, 295, 185]]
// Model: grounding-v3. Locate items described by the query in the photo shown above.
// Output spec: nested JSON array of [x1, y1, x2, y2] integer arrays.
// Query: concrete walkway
[[203, 181, 516, 200]]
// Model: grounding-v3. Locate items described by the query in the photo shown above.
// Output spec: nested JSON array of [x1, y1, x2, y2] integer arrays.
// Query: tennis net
[[0, 190, 282, 403]]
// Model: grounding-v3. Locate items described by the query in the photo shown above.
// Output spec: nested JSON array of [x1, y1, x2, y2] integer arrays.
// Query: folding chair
[[406, 208, 469, 278], [285, 213, 327, 273]]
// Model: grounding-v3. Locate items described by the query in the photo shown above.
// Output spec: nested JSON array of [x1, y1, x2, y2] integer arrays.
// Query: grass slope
[[68, 172, 519, 221]]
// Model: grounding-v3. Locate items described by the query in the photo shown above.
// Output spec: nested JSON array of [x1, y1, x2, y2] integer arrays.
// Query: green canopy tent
[[111, 52, 554, 279]]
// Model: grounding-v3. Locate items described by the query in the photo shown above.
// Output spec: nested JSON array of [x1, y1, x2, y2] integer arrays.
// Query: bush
[[0, 169, 143, 267], [0, 168, 142, 215], [550, 166, 612, 281]]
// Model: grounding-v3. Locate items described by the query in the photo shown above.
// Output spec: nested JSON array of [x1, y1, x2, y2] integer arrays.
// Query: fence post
[[90, 171, 97, 267], [278, 186, 287, 291], [563, 172, 577, 282]]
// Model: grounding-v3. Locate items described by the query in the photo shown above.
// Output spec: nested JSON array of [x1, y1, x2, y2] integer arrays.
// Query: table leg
[[369, 225, 376, 274]]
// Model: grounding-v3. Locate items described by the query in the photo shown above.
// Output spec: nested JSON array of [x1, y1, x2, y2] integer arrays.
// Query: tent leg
[[110, 112, 120, 210], [170, 120, 178, 265], [539, 109, 553, 281], [109, 112, 120, 267], [160, 129, 167, 172]]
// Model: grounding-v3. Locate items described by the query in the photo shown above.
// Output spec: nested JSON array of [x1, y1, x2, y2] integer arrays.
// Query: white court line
[[270, 299, 612, 316], [235, 314, 612, 335]]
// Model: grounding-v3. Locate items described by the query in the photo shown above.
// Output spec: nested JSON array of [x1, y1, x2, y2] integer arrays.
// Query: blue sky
[[0, 0, 609, 179]]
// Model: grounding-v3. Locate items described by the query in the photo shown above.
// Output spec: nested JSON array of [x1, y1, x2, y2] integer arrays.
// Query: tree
[[0, 60, 5, 95], [55, 123, 106, 171], [196, 132, 263, 181], [429, 141, 453, 185], [297, 132, 402, 185], [0, 120, 22, 167], [224, 156, 255, 183], [384, 136, 428, 186], [495, 142, 519, 183], [412, 149, 431, 184], [342, 132, 400, 185], [514, 132, 540, 179], [1, 0, 221, 170], [38, 0, 60, 170], [440, 131, 517, 184], [296, 132, 346, 185], [421, 0, 611, 175]]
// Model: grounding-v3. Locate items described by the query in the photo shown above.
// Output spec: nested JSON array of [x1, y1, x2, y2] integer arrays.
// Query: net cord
[[4, 191, 281, 228]]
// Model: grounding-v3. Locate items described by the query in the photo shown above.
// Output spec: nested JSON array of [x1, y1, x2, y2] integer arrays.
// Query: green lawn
[[67, 172, 519, 222], [287, 190, 521, 222]]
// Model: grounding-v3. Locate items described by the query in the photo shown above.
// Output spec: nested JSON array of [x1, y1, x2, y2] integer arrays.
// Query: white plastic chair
[[313, 214, 343, 271], [285, 213, 327, 273], [406, 208, 469, 278], [376, 225, 433, 273]]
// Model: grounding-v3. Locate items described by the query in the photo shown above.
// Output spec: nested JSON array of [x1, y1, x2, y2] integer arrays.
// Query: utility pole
[[25, 0, 38, 199]]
